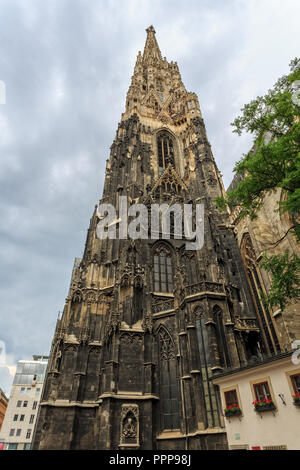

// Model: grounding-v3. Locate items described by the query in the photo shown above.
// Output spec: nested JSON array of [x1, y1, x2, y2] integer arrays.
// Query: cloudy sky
[[0, 0, 299, 396]]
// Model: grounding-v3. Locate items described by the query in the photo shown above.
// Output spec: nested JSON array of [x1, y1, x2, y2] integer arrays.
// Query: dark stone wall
[[33, 103, 266, 450]]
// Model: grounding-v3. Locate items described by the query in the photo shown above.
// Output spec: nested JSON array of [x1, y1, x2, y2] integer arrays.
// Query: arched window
[[212, 306, 231, 368], [195, 307, 221, 428], [157, 133, 175, 174], [241, 234, 280, 355], [153, 244, 174, 293], [158, 326, 180, 430]]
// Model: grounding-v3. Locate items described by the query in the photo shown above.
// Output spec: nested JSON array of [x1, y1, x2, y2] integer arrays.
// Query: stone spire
[[32, 26, 266, 452], [142, 25, 162, 63], [124, 25, 200, 125]]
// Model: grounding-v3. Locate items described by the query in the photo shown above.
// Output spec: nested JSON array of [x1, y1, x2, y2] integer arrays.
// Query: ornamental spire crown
[[123, 26, 201, 126], [142, 25, 162, 63]]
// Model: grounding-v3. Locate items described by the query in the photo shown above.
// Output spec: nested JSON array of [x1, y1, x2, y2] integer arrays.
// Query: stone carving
[[194, 305, 204, 318], [85, 290, 97, 304], [142, 314, 153, 333], [243, 235, 257, 268], [120, 333, 143, 345], [72, 290, 83, 303], [185, 281, 224, 297], [158, 327, 176, 360], [235, 318, 259, 331], [152, 297, 174, 313], [120, 404, 139, 446], [122, 417, 137, 438], [206, 170, 217, 186]]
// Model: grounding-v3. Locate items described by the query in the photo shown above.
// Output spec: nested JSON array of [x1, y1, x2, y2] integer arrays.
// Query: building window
[[17, 401, 22, 407], [16, 429, 21, 437], [158, 326, 180, 430], [153, 244, 173, 293], [20, 414, 25, 421], [195, 307, 221, 427], [290, 374, 300, 394], [241, 234, 280, 355], [13, 414, 18, 421], [32, 401, 37, 410], [20, 387, 25, 394], [23, 401, 28, 407], [154, 244, 173, 292], [9, 429, 15, 437], [23, 443, 31, 450], [26, 387, 31, 394], [7, 443, 18, 450], [253, 381, 272, 401], [212, 305, 231, 368], [26, 429, 31, 439], [224, 389, 239, 408], [157, 133, 175, 174], [29, 414, 35, 424], [35, 388, 40, 397]]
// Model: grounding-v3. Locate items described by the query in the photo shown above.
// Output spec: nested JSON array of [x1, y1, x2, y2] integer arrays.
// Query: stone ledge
[[156, 427, 226, 440], [98, 393, 159, 400], [40, 400, 100, 408], [152, 310, 175, 318]]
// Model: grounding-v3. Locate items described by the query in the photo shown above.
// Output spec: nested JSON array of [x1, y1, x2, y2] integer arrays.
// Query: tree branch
[[263, 224, 298, 250]]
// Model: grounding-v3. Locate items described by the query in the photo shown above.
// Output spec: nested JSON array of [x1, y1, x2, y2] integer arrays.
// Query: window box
[[252, 381, 276, 412], [224, 406, 242, 418], [253, 399, 276, 412], [292, 393, 300, 406], [223, 389, 242, 418]]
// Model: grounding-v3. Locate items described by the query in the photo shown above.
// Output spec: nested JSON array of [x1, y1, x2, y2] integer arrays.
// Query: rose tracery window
[[157, 133, 175, 174], [153, 244, 174, 293]]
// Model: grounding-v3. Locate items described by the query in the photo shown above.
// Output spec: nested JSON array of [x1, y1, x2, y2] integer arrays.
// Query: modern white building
[[0, 355, 48, 450], [213, 352, 300, 450]]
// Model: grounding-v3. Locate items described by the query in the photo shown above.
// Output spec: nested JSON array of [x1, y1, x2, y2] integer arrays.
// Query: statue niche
[[120, 404, 139, 448]]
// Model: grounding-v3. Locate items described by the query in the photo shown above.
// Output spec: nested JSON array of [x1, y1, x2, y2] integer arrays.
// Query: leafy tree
[[216, 58, 300, 311], [260, 250, 300, 311]]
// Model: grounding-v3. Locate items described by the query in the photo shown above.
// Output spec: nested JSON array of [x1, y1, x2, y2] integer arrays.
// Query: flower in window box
[[292, 392, 300, 406], [224, 404, 242, 417], [252, 398, 276, 411]]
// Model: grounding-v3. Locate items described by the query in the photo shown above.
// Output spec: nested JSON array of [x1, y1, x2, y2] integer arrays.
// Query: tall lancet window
[[212, 306, 231, 368], [241, 234, 280, 355], [157, 133, 175, 175], [195, 307, 221, 428], [153, 243, 174, 293], [158, 326, 180, 430]]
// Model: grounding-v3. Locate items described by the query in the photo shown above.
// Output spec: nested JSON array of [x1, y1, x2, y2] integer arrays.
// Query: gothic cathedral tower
[[33, 26, 264, 450]]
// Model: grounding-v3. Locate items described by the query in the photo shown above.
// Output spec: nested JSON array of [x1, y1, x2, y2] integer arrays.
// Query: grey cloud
[[0, 0, 300, 395]]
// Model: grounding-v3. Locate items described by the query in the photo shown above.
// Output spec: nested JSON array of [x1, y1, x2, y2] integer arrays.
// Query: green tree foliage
[[216, 58, 300, 311], [260, 251, 300, 311]]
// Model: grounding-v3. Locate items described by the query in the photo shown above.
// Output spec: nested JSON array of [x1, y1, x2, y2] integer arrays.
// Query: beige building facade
[[213, 353, 300, 450], [228, 185, 300, 354], [0, 355, 48, 450]]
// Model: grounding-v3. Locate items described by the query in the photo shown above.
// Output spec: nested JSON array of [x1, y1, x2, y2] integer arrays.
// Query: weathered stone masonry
[[32, 26, 276, 450]]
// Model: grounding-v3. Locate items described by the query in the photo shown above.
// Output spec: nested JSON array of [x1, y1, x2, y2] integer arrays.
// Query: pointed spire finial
[[143, 24, 162, 62], [146, 25, 156, 34]]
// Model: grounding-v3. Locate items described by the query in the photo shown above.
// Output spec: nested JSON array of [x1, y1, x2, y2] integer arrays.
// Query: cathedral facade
[[33, 27, 273, 450]]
